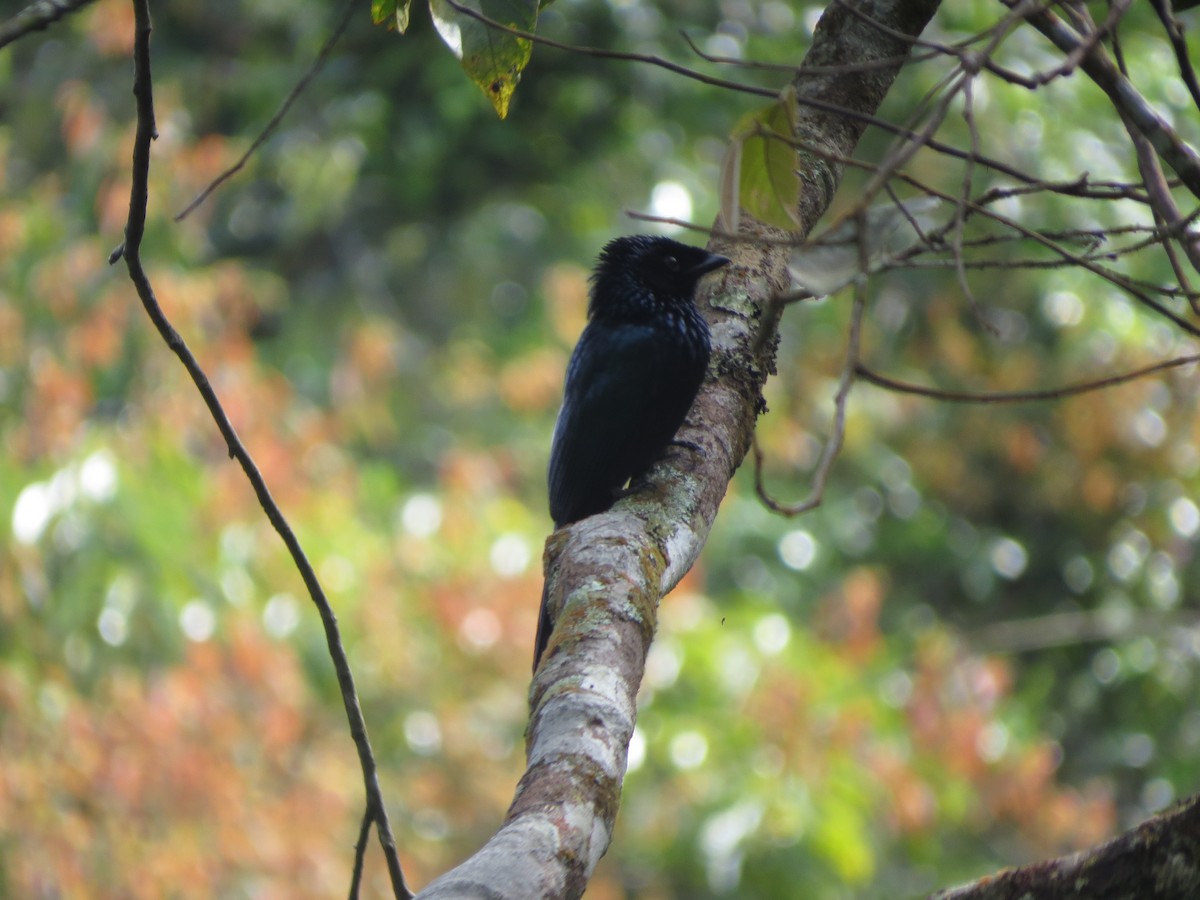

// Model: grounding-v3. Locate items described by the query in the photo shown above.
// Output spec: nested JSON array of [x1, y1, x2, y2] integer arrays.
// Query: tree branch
[[416, 1, 942, 897], [1005, 0, 1200, 200], [116, 2, 410, 896], [930, 791, 1200, 899], [0, 0, 96, 50], [855, 353, 1200, 403]]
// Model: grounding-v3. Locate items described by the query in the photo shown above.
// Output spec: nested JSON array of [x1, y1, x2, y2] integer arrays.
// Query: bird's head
[[590, 235, 730, 317]]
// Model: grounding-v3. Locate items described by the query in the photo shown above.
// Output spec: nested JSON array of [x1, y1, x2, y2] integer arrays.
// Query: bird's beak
[[689, 252, 732, 278]]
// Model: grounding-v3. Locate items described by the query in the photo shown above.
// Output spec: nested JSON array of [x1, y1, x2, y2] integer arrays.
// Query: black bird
[[534, 235, 731, 670]]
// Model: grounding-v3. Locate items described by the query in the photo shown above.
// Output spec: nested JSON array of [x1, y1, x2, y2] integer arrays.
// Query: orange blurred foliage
[[0, 622, 369, 898]]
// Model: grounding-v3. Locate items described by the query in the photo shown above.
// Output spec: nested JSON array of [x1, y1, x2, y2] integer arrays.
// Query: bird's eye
[[663, 255, 679, 271]]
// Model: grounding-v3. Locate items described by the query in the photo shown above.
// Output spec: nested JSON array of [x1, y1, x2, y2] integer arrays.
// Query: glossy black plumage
[[534, 235, 730, 670]]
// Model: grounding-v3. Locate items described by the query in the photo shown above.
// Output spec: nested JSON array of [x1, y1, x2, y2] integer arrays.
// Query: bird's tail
[[533, 579, 552, 673]]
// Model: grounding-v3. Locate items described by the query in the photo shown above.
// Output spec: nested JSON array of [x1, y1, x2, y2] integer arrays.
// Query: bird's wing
[[548, 322, 702, 525]]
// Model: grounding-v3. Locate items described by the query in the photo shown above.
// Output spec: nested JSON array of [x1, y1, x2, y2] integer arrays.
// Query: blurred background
[[3, 0, 1199, 896]]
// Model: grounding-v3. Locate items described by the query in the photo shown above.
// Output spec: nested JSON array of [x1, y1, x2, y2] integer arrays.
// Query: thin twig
[[0, 0, 96, 50], [1005, 0, 1200, 198], [677, 26, 943, 73], [1151, 0, 1200, 111], [349, 806, 375, 900], [973, 608, 1200, 654], [117, 2, 411, 897], [854, 353, 1200, 403], [440, 0, 1073, 192], [174, 0, 358, 221], [442, 0, 774, 98], [952, 76, 990, 329], [753, 287, 866, 516]]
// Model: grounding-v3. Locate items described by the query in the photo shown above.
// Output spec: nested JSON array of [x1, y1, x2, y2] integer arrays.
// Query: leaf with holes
[[430, 0, 537, 118]]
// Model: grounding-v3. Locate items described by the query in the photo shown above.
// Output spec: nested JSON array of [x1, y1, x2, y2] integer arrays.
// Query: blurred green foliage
[[3, 0, 1200, 897]]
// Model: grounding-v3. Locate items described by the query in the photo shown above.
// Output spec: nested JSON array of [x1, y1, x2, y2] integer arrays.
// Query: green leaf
[[730, 86, 801, 230], [429, 0, 537, 119], [371, 0, 411, 33]]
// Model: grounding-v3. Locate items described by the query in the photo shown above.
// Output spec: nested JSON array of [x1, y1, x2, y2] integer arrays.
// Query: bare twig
[[1151, 0, 1200, 111], [952, 76, 988, 327], [441, 0, 775, 98], [441, 0, 1072, 193], [854, 353, 1200, 403], [752, 286, 867, 516], [678, 26, 942, 73], [350, 807, 375, 900], [175, 0, 358, 221], [1005, 0, 1200, 197], [731, 128, 1200, 354], [0, 0, 96, 50], [117, 2, 411, 897], [973, 608, 1200, 653]]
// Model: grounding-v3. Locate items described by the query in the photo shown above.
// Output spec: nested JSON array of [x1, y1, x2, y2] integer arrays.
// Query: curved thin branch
[[1006, 0, 1200, 198], [1151, 0, 1200, 112], [175, 0, 358, 221], [442, 0, 1055, 191], [441, 0, 775, 99], [752, 287, 866, 516], [0, 0, 96, 50], [854, 353, 1200, 403], [350, 806, 375, 899], [117, 3, 411, 897]]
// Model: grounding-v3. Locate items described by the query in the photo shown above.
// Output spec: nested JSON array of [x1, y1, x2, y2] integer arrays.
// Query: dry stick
[[1007, 0, 1200, 197], [901, 255, 1171, 274], [1151, 0, 1200, 111], [973, 608, 1200, 654], [891, 170, 1200, 337], [0, 0, 97, 49], [116, 2, 411, 897], [1109, 22, 1200, 299], [440, 0, 1058, 191], [974, 175, 1153, 204], [1087, 1, 1200, 295], [854, 353, 1200, 404], [951, 75, 987, 326], [833, 0, 1059, 95], [1019, 0, 1130, 87], [174, 0, 358, 221], [677, 26, 944, 73], [632, 186, 1170, 247], [1127, 115, 1200, 309], [350, 807, 376, 898], [741, 134, 1200, 355], [440, 0, 775, 98], [752, 287, 867, 516], [1099, 210, 1200, 266], [829, 0, 1041, 231]]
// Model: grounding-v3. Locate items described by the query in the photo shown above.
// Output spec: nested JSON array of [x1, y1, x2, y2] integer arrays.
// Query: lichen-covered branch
[[416, 2, 943, 897], [930, 791, 1200, 899]]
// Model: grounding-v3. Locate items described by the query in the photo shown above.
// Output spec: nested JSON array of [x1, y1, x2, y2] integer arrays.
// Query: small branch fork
[[113, 2, 410, 897], [740, 0, 1200, 511]]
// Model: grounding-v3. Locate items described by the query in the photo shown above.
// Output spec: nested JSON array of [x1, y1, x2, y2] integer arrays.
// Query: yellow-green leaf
[[730, 86, 801, 231], [429, 0, 537, 118], [371, 0, 411, 33]]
